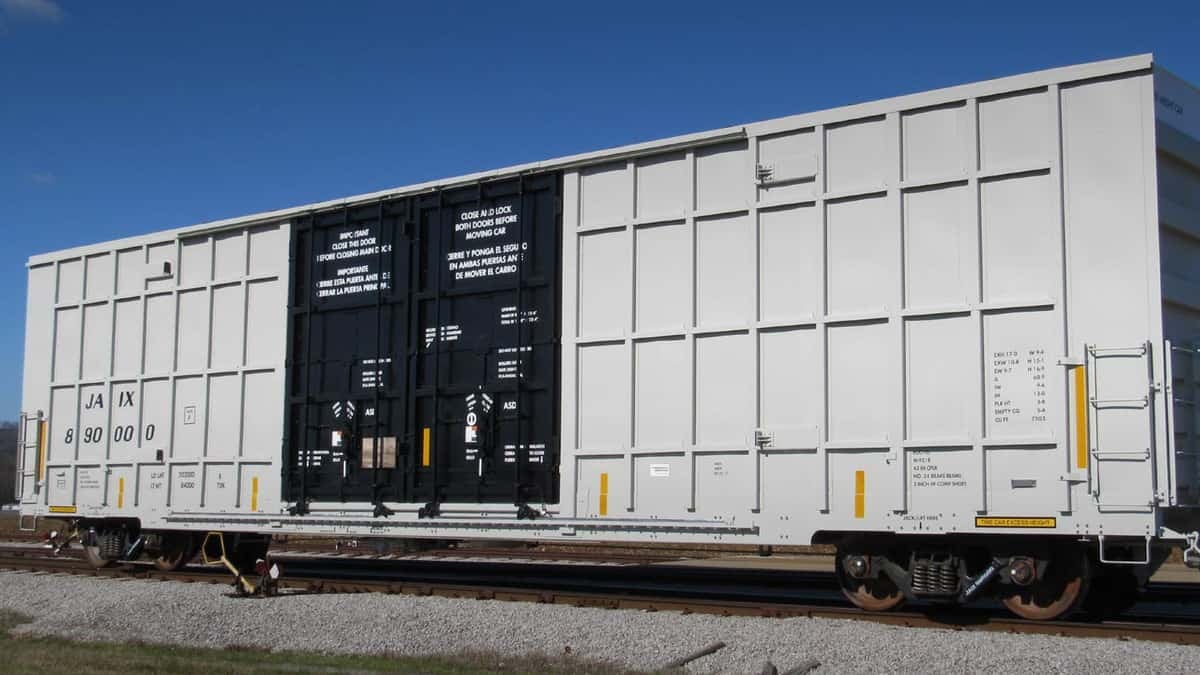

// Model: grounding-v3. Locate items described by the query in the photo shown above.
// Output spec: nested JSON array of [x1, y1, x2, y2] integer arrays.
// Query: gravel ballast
[[0, 570, 1196, 673]]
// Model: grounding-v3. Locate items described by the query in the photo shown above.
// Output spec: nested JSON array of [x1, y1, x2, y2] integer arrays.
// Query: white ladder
[[15, 411, 44, 531]]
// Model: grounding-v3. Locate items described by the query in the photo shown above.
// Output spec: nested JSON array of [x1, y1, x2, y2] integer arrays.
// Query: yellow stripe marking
[[117, 477, 125, 509], [599, 472, 609, 517], [37, 420, 47, 483], [854, 470, 865, 519], [1074, 366, 1088, 470], [251, 476, 259, 512], [421, 427, 431, 467], [976, 516, 1056, 528], [48, 505, 77, 514]]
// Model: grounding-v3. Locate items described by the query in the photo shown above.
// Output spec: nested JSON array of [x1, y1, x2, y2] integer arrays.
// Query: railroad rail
[[2, 550, 1199, 646]]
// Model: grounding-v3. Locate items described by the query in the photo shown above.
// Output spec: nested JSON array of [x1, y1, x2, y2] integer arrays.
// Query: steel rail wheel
[[1000, 550, 1091, 621], [83, 544, 113, 569], [153, 533, 196, 571], [836, 553, 905, 612]]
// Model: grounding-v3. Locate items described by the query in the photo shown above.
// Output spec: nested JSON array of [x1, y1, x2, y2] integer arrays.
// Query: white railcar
[[14, 54, 1200, 618]]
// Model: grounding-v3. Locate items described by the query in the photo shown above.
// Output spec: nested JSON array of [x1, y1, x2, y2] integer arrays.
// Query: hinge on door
[[755, 164, 774, 183], [753, 429, 773, 449], [1059, 472, 1087, 484]]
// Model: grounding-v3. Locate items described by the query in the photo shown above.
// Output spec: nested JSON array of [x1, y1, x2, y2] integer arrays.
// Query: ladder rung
[[1092, 397, 1149, 409]]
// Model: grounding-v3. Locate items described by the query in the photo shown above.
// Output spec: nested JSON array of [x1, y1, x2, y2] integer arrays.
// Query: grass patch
[[0, 609, 639, 674]]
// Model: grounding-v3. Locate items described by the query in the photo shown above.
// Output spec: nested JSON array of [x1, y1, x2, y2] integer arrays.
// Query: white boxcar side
[[13, 53, 1200, 617]]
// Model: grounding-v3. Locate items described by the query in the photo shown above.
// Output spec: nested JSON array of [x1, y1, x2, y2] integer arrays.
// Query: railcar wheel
[[836, 553, 905, 612], [153, 533, 196, 571], [82, 527, 124, 569], [1000, 550, 1090, 621], [83, 543, 113, 569]]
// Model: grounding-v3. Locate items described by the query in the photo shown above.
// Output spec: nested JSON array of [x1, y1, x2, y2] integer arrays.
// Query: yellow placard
[[1074, 366, 1089, 470], [854, 470, 865, 519], [975, 516, 1056, 529], [48, 505, 77, 514]]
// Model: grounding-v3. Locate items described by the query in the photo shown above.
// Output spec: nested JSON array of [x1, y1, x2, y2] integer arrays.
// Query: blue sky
[[0, 0, 1197, 418]]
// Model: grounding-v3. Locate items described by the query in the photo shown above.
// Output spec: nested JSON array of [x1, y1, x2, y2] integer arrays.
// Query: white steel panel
[[696, 213, 752, 328], [633, 454, 686, 515], [107, 466, 134, 513], [76, 466, 103, 509], [695, 141, 749, 211], [983, 310, 1057, 440], [213, 231, 245, 280], [902, 103, 968, 181], [760, 452, 823, 536], [80, 303, 112, 380], [986, 446, 1060, 514], [112, 299, 142, 377], [203, 463, 236, 510], [981, 172, 1057, 303], [695, 452, 752, 518], [206, 374, 240, 459], [141, 379, 171, 456], [828, 450, 897, 520], [245, 279, 283, 366], [47, 387, 77, 463], [138, 465, 168, 510], [978, 89, 1051, 171], [242, 371, 282, 459], [759, 205, 820, 321], [22, 264, 54, 411], [827, 195, 897, 315], [45, 466, 72, 507], [170, 465, 201, 509], [580, 162, 630, 227], [634, 338, 688, 449], [248, 225, 286, 276], [209, 284, 243, 370], [825, 117, 889, 194], [634, 222, 689, 332], [906, 316, 974, 441], [175, 289, 209, 371], [827, 322, 893, 444], [171, 376, 205, 459], [635, 152, 688, 220], [239, 463, 274, 513], [115, 248, 143, 295], [180, 237, 210, 285], [759, 328, 821, 445], [695, 332, 752, 447], [52, 307, 80, 382], [906, 448, 976, 524], [143, 294, 175, 374], [576, 457, 627, 517], [84, 253, 113, 300], [903, 184, 975, 308], [56, 258, 83, 304], [1063, 76, 1155, 347], [577, 229, 630, 338], [577, 344, 629, 449]]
